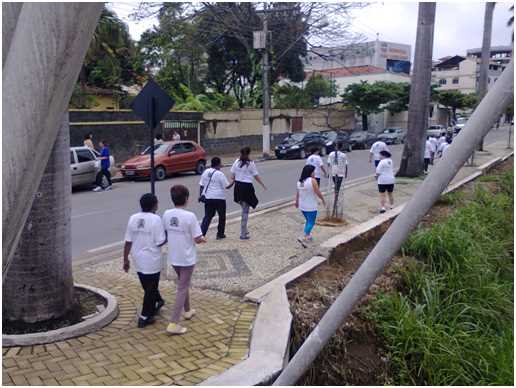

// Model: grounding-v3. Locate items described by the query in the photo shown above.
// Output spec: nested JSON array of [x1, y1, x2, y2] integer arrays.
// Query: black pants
[[315, 178, 321, 187], [96, 168, 112, 187], [200, 199, 226, 237], [137, 272, 163, 318], [332, 176, 344, 192], [424, 158, 430, 172]]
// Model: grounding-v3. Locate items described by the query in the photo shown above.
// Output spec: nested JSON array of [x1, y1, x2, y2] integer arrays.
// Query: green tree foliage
[[304, 74, 336, 106], [436, 90, 478, 125], [173, 85, 238, 112], [341, 81, 397, 131], [272, 75, 335, 109]]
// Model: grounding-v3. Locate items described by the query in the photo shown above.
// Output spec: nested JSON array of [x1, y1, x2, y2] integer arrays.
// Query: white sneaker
[[380, 207, 386, 213], [166, 322, 187, 335], [183, 309, 196, 320], [104, 185, 112, 191], [93, 186, 103, 192]]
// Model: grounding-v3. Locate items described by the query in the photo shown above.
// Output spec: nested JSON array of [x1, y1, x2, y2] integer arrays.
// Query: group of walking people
[[424, 133, 453, 173]]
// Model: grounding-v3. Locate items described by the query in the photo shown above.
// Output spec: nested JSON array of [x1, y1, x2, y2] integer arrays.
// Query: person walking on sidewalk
[[93, 140, 112, 192], [155, 133, 164, 145], [306, 147, 327, 187], [375, 150, 395, 213], [327, 142, 349, 218], [428, 135, 438, 164], [162, 185, 206, 335], [199, 157, 231, 240], [229, 147, 267, 240], [172, 131, 181, 141], [83, 133, 95, 150], [369, 140, 389, 168], [424, 136, 434, 174], [123, 193, 167, 328], [295, 165, 326, 247]]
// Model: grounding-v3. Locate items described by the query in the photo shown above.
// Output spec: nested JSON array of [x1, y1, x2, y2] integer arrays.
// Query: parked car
[[274, 131, 326, 159], [348, 131, 378, 149], [377, 128, 406, 145], [454, 117, 467, 134], [70, 146, 115, 188], [322, 130, 353, 153], [120, 141, 207, 180], [427, 124, 446, 138]]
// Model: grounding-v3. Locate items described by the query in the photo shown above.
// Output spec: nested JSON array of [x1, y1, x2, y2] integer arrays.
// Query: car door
[[75, 148, 98, 185], [181, 142, 198, 171], [70, 150, 80, 187], [164, 143, 186, 173]]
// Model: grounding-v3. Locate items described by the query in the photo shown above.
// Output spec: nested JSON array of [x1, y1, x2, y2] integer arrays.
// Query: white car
[[427, 124, 446, 138], [70, 146, 115, 188]]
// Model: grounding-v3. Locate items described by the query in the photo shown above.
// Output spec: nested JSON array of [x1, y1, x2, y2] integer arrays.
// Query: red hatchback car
[[121, 141, 207, 180]]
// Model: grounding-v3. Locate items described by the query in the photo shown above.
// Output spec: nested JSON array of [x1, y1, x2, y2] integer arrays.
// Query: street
[[71, 127, 510, 257]]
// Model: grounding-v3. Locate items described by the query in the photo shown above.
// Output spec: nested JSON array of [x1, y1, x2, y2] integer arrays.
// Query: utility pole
[[261, 11, 271, 158]]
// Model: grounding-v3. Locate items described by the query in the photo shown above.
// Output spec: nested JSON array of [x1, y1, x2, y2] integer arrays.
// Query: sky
[[110, 1, 514, 60]]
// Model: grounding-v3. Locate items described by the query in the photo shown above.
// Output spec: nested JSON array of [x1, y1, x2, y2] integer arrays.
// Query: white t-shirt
[[370, 141, 389, 161], [327, 151, 348, 177], [230, 159, 259, 183], [199, 168, 229, 200], [429, 137, 438, 153], [297, 177, 318, 212], [376, 158, 395, 185], [424, 140, 434, 158], [438, 136, 447, 146], [124, 212, 166, 274], [306, 154, 324, 179], [440, 143, 451, 157], [162, 208, 203, 267]]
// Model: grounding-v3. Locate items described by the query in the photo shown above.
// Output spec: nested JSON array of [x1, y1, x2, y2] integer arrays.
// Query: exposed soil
[[287, 158, 513, 386], [3, 287, 106, 335]]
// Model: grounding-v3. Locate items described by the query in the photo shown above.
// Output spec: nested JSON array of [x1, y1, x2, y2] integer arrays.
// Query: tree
[[397, 2, 436, 177], [436, 90, 478, 125], [477, 2, 496, 151], [272, 84, 310, 109], [304, 74, 336, 106], [341, 81, 396, 132]]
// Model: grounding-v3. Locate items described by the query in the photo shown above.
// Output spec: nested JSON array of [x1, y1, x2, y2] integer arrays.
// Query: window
[[171, 144, 185, 154], [70, 151, 75, 164], [439, 79, 447, 85], [182, 143, 195, 153], [76, 149, 95, 163], [452, 78, 459, 84]]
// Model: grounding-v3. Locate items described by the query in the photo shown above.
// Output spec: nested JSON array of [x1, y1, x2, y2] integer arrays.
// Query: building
[[466, 45, 512, 90], [431, 55, 477, 94], [304, 40, 412, 75]]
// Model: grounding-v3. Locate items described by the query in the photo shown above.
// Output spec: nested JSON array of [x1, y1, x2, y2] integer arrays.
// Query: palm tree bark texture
[[397, 2, 436, 177], [3, 117, 74, 323]]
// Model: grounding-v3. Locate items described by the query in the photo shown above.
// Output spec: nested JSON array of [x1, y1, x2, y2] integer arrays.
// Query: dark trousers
[[96, 168, 112, 187], [200, 199, 226, 237], [315, 178, 321, 187], [137, 272, 163, 318], [424, 158, 430, 172]]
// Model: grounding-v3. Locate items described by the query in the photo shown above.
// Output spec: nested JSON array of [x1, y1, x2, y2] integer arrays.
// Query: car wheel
[[300, 149, 306, 159], [155, 166, 167, 181], [195, 160, 206, 175]]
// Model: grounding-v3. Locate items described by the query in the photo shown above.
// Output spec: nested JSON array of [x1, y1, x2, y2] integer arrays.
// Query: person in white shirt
[[424, 136, 434, 174], [306, 147, 327, 187], [172, 131, 181, 141], [229, 147, 267, 240], [438, 137, 452, 158], [375, 150, 395, 213], [369, 140, 389, 167], [438, 134, 447, 147], [162, 185, 206, 335], [327, 142, 349, 191], [123, 193, 167, 328], [295, 165, 326, 246], [199, 157, 231, 240], [154, 133, 164, 145], [428, 136, 438, 164]]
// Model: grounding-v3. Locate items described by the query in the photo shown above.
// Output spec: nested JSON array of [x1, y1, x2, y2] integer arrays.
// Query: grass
[[368, 170, 514, 385]]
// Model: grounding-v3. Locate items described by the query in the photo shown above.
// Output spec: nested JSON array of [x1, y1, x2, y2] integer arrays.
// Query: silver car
[[70, 146, 115, 188]]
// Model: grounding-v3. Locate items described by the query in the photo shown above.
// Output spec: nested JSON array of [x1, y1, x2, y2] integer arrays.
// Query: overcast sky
[[110, 1, 514, 60]]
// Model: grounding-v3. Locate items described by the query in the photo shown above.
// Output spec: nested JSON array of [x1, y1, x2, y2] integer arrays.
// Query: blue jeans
[[301, 211, 317, 236]]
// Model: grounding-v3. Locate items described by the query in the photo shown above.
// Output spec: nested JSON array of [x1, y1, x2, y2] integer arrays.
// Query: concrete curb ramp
[[2, 283, 118, 347], [198, 150, 513, 386]]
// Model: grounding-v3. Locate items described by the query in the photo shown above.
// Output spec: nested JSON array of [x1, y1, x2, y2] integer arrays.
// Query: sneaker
[[104, 185, 112, 191], [92, 186, 103, 192], [166, 322, 187, 335], [380, 207, 386, 214], [240, 235, 250, 240], [183, 309, 196, 320], [155, 299, 165, 313], [137, 316, 155, 328], [216, 235, 226, 240]]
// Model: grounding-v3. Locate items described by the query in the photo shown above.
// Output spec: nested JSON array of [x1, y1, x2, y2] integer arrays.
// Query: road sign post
[[131, 79, 174, 196]]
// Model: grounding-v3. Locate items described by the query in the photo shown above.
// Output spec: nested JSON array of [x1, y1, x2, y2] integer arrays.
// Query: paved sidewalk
[[3, 140, 510, 385]]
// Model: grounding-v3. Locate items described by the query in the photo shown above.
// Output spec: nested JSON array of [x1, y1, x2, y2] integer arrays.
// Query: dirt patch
[[287, 158, 513, 385], [3, 287, 105, 335]]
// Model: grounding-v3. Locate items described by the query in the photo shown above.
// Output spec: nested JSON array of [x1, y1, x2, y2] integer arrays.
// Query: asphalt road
[[71, 127, 510, 258]]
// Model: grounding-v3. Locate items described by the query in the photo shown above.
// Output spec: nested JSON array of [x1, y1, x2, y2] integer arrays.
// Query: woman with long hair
[[229, 147, 267, 240], [295, 164, 326, 246], [375, 150, 395, 213]]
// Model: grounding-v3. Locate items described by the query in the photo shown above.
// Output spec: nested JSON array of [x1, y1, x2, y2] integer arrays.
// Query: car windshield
[[382, 129, 397, 134], [350, 132, 365, 139], [283, 133, 305, 143], [324, 132, 337, 141], [457, 118, 467, 124], [142, 144, 169, 155]]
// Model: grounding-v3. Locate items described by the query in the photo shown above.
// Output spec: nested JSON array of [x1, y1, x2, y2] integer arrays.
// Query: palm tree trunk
[[3, 116, 74, 323], [477, 2, 496, 151], [397, 2, 436, 177]]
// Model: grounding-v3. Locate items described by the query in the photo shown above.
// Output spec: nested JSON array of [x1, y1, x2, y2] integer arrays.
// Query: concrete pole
[[262, 14, 271, 158], [273, 60, 513, 386], [2, 3, 103, 277]]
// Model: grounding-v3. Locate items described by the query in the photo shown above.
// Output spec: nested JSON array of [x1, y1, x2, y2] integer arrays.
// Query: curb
[[200, 150, 512, 386], [2, 283, 119, 347]]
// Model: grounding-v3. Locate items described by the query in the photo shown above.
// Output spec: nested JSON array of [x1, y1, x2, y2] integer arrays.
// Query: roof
[[467, 45, 513, 55], [433, 55, 466, 70], [306, 65, 387, 79]]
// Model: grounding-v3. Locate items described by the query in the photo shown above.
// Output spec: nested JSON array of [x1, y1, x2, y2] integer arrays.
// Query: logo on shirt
[[137, 218, 145, 229], [170, 217, 179, 227]]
